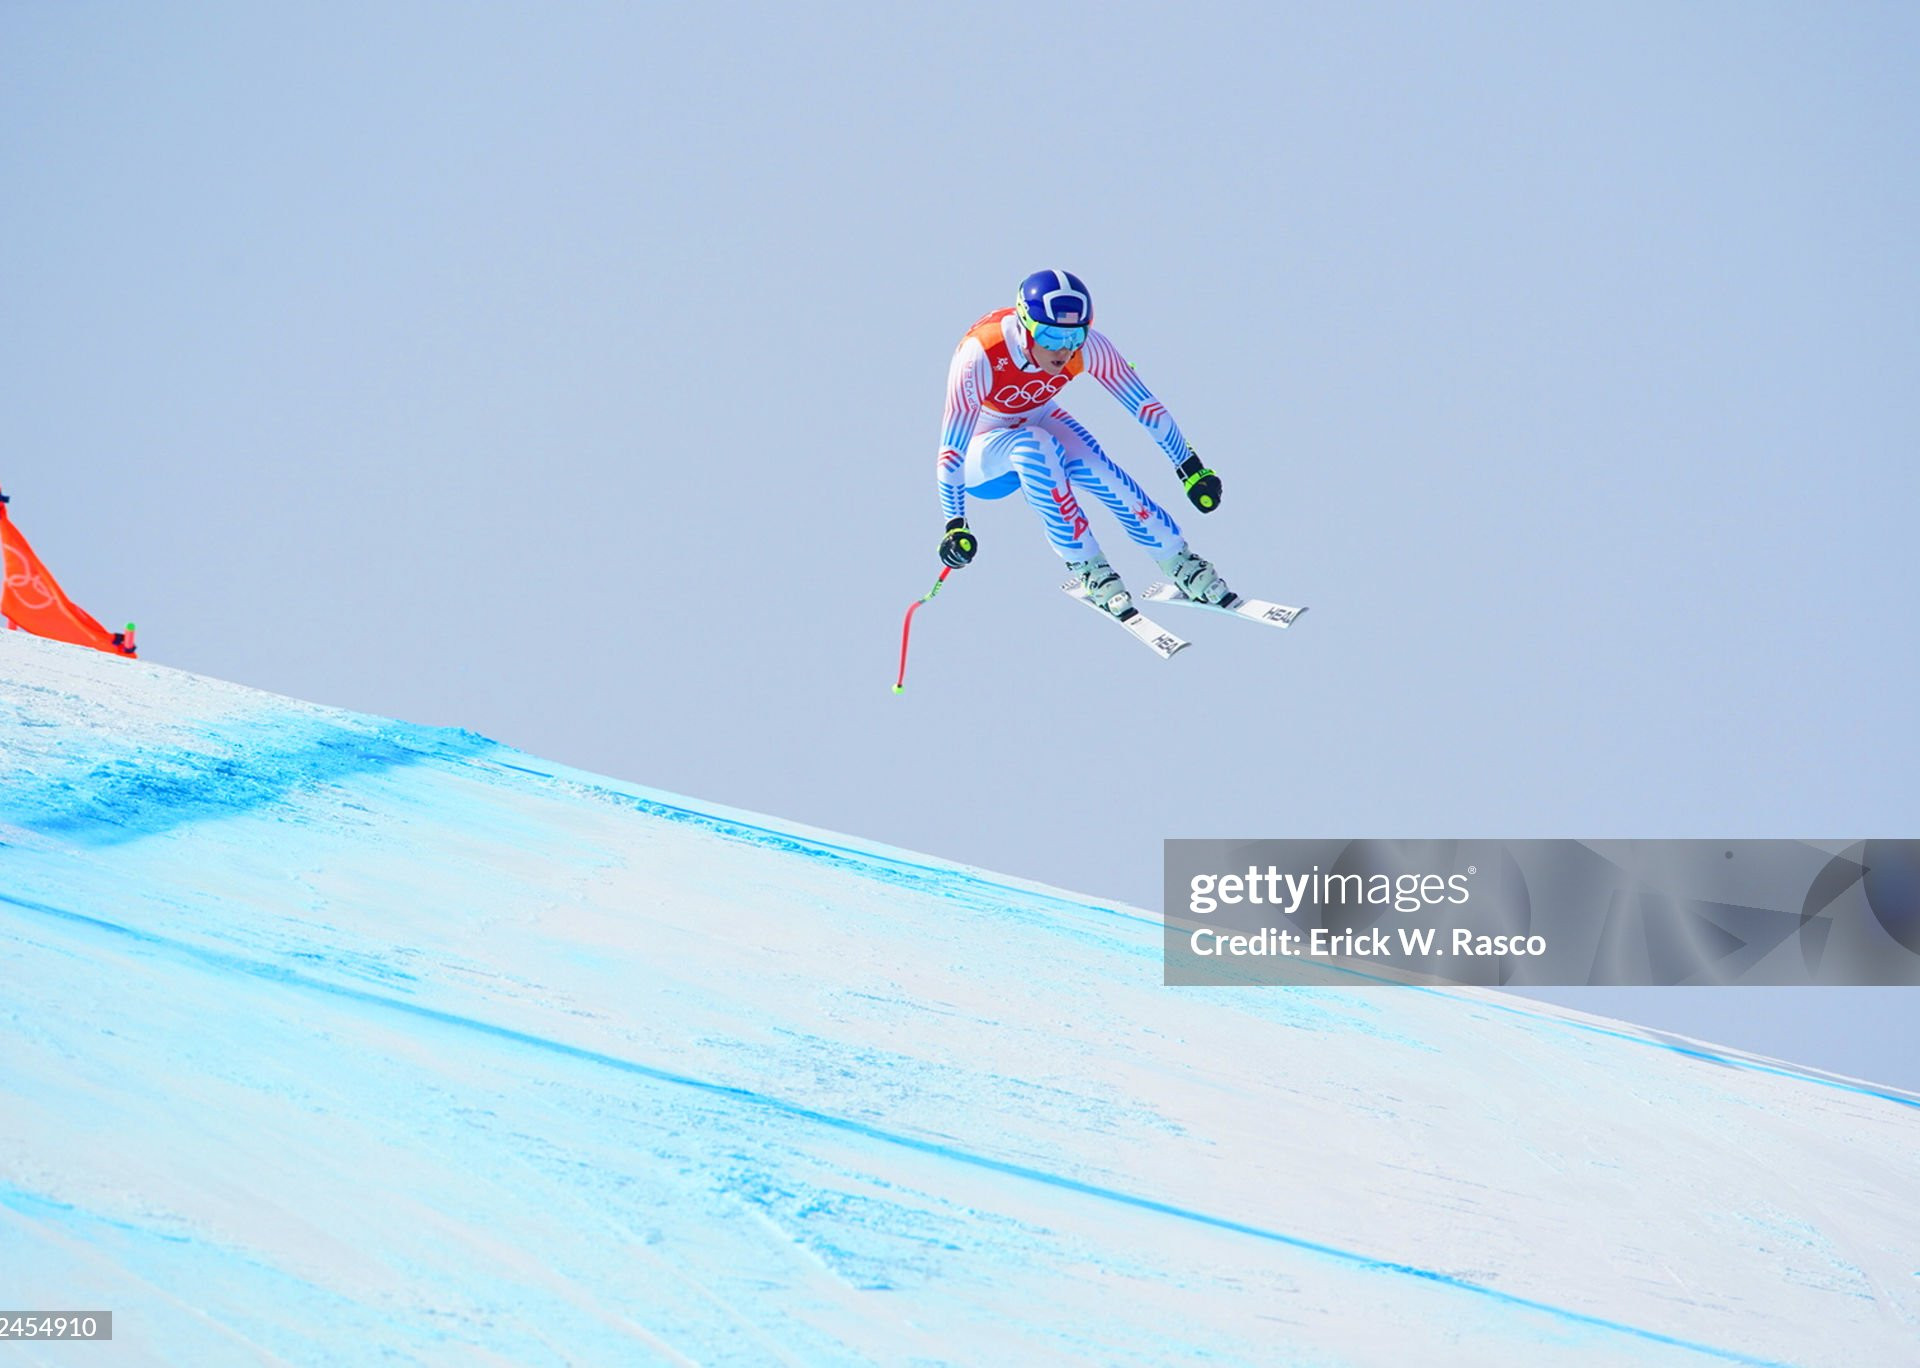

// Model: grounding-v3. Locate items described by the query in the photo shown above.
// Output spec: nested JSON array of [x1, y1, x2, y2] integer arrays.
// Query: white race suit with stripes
[[937, 315, 1198, 564]]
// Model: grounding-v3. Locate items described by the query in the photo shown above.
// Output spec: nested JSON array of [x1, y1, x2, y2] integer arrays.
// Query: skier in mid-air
[[933, 269, 1234, 621]]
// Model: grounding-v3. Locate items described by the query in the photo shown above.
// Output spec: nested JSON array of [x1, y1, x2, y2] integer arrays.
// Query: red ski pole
[[892, 566, 952, 693]]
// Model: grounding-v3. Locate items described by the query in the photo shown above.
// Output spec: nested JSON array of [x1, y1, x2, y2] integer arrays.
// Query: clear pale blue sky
[[4, 3, 1917, 1086]]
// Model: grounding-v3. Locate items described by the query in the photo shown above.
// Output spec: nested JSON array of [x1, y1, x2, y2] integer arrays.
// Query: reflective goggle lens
[[1029, 322, 1088, 351]]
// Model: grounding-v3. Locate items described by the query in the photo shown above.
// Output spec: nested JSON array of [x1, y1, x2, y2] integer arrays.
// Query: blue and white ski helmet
[[1015, 269, 1093, 329]]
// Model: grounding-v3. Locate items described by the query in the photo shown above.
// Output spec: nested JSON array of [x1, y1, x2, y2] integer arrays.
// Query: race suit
[[937, 308, 1194, 562]]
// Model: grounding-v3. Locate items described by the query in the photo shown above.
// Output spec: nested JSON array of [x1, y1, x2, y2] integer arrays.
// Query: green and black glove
[[939, 516, 978, 568], [1177, 451, 1222, 513]]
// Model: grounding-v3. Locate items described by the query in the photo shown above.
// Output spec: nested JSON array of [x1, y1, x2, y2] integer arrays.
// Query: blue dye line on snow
[[0, 719, 1154, 933], [0, 1183, 194, 1245], [0, 719, 494, 847], [2, 716, 1909, 1113], [2, 889, 1798, 1368], [7, 714, 1909, 1109]]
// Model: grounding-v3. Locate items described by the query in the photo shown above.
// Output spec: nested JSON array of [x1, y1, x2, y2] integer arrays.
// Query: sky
[[3, 3, 1917, 1086]]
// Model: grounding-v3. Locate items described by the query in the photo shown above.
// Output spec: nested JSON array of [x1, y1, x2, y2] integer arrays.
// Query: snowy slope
[[1, 633, 1915, 1368]]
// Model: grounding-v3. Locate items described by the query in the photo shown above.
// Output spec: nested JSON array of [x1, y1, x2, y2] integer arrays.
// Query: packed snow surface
[[1, 633, 1915, 1366]]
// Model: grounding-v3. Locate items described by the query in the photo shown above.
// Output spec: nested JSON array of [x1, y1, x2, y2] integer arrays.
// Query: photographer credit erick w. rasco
[[1161, 839, 1920, 988], [1184, 862, 1547, 968]]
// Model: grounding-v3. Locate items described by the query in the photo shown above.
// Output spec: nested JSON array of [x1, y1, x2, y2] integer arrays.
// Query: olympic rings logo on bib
[[988, 377, 1069, 412]]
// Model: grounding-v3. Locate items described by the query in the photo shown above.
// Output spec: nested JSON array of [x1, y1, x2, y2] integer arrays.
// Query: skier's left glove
[[1177, 451, 1222, 513], [939, 516, 978, 568]]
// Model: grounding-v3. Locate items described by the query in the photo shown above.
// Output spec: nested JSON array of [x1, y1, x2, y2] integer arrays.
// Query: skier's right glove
[[1178, 451, 1222, 513], [939, 516, 978, 568]]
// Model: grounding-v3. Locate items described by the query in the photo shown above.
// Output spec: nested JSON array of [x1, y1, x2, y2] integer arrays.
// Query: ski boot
[[1066, 553, 1136, 619], [1157, 549, 1236, 606]]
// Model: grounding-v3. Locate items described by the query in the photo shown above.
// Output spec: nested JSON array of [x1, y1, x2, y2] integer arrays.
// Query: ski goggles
[[1026, 321, 1088, 352]]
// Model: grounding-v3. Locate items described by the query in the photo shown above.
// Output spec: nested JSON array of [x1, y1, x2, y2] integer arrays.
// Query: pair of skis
[[1061, 579, 1306, 659], [893, 568, 1304, 691]]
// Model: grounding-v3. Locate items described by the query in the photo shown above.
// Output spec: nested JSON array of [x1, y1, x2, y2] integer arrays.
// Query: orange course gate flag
[[0, 490, 136, 658]]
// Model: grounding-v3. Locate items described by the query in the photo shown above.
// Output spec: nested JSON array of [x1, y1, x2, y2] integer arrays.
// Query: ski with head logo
[[1061, 580, 1190, 659], [1141, 582, 1307, 629]]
